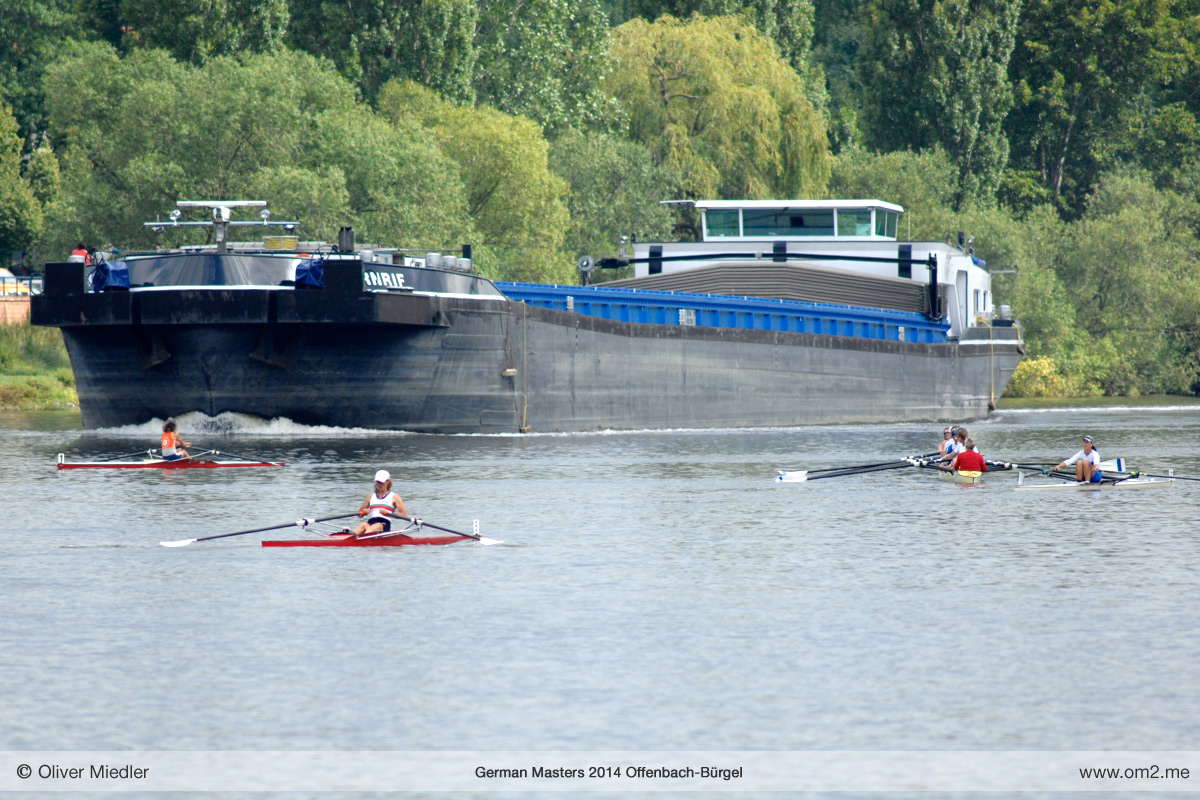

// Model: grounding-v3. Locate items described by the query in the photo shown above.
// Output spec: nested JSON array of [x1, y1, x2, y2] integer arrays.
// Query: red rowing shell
[[262, 533, 469, 547], [58, 460, 283, 469]]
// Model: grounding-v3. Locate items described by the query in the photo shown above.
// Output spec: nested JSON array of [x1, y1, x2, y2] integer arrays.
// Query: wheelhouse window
[[705, 209, 740, 238], [743, 208, 834, 237], [875, 210, 898, 238], [836, 209, 873, 237]]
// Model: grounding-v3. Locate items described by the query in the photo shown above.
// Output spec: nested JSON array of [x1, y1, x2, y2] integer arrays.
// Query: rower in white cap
[[354, 469, 409, 536], [1051, 435, 1103, 483]]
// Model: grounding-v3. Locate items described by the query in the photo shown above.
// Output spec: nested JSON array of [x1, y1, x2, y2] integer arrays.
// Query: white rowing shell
[[1015, 473, 1174, 491]]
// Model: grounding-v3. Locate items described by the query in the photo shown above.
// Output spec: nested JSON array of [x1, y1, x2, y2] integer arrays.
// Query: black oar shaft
[[808, 460, 905, 475], [191, 513, 358, 543], [203, 449, 280, 464], [393, 514, 480, 540], [805, 461, 914, 481]]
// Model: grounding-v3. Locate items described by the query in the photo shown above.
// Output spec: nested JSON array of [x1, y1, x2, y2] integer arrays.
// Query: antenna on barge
[[145, 201, 299, 253]]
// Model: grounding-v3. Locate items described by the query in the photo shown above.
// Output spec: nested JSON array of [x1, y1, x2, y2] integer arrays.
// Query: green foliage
[[548, 129, 678, 261], [115, 0, 289, 63], [379, 81, 573, 283], [0, 318, 70, 375], [858, 0, 1019, 208], [810, 0, 866, 150], [1005, 356, 1067, 398], [0, 101, 43, 265], [38, 46, 475, 255], [1006, 0, 1196, 216], [607, 15, 830, 200], [829, 147, 957, 240], [1051, 169, 1200, 394], [288, 0, 477, 104], [0, 0, 76, 146], [24, 144, 61, 207], [628, 0, 819, 79], [473, 0, 618, 134]]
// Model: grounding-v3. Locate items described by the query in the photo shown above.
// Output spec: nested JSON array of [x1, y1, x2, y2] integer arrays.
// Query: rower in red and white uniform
[[950, 437, 987, 473], [160, 418, 191, 460], [354, 469, 409, 536]]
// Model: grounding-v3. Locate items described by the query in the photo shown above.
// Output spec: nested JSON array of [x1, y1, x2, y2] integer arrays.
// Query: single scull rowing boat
[[1014, 471, 1175, 491], [161, 515, 501, 547], [263, 532, 474, 547], [58, 449, 284, 469]]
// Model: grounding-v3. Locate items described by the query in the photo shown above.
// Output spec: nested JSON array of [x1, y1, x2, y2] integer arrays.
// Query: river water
[[2, 404, 1199, 795]]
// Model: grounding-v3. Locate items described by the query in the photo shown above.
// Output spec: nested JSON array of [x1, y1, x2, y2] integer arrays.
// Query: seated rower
[[160, 418, 191, 460], [941, 426, 966, 461], [950, 437, 987, 473], [1052, 435, 1102, 483], [937, 426, 954, 457], [354, 469, 409, 536]]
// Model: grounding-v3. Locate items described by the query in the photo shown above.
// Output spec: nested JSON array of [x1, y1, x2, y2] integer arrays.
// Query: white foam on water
[[91, 411, 414, 438]]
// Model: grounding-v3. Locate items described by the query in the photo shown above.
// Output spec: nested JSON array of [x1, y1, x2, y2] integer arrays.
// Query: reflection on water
[[2, 406, 1199, 762]]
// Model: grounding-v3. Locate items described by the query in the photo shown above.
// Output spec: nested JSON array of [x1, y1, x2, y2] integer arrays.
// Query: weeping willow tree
[[606, 14, 830, 200]]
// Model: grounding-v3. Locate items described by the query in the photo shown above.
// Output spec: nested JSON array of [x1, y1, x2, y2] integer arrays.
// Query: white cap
[[374, 469, 390, 483]]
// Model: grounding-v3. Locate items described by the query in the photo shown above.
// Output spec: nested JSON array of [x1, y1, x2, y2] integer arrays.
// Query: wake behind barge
[[32, 200, 1022, 432]]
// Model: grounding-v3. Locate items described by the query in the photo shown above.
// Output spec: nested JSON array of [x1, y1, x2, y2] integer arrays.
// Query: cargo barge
[[32, 199, 1022, 432]]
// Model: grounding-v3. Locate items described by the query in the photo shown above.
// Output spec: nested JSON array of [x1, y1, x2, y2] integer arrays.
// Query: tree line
[[2, 0, 1199, 397]]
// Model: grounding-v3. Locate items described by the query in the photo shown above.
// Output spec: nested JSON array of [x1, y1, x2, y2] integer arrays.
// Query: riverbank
[[995, 394, 1200, 410], [0, 320, 78, 410]]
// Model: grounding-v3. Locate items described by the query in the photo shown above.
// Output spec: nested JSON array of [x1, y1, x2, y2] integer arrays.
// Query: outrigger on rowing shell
[[57, 448, 283, 469], [160, 514, 501, 548]]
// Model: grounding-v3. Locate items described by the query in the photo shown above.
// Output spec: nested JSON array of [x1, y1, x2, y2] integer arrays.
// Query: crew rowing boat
[[937, 467, 984, 485], [58, 449, 284, 469], [907, 457, 984, 484], [1014, 471, 1175, 491]]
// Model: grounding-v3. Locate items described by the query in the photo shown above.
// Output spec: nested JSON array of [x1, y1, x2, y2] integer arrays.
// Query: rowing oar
[[986, 460, 1057, 471], [806, 459, 913, 475], [93, 448, 163, 462], [393, 514, 502, 546], [159, 513, 360, 547], [1129, 471, 1200, 482], [778, 460, 916, 482], [193, 447, 285, 465]]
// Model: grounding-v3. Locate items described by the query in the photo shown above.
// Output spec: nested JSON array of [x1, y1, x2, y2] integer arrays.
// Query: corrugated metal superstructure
[[595, 261, 943, 316]]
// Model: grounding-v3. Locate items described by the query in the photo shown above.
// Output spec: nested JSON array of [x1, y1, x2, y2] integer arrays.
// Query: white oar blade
[[159, 538, 198, 548], [776, 470, 808, 483], [477, 537, 502, 546]]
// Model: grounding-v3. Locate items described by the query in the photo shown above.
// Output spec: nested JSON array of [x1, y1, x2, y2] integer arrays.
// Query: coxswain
[[1051, 435, 1102, 483], [950, 437, 987, 473], [160, 418, 191, 460], [354, 470, 409, 536]]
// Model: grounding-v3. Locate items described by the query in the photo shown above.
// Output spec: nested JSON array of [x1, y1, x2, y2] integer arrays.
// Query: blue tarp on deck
[[496, 282, 949, 344]]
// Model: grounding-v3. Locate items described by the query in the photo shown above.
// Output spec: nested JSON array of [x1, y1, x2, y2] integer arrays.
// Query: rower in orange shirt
[[160, 418, 191, 460]]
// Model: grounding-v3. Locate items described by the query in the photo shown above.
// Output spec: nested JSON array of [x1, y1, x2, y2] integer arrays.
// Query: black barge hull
[[34, 261, 1023, 432]]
